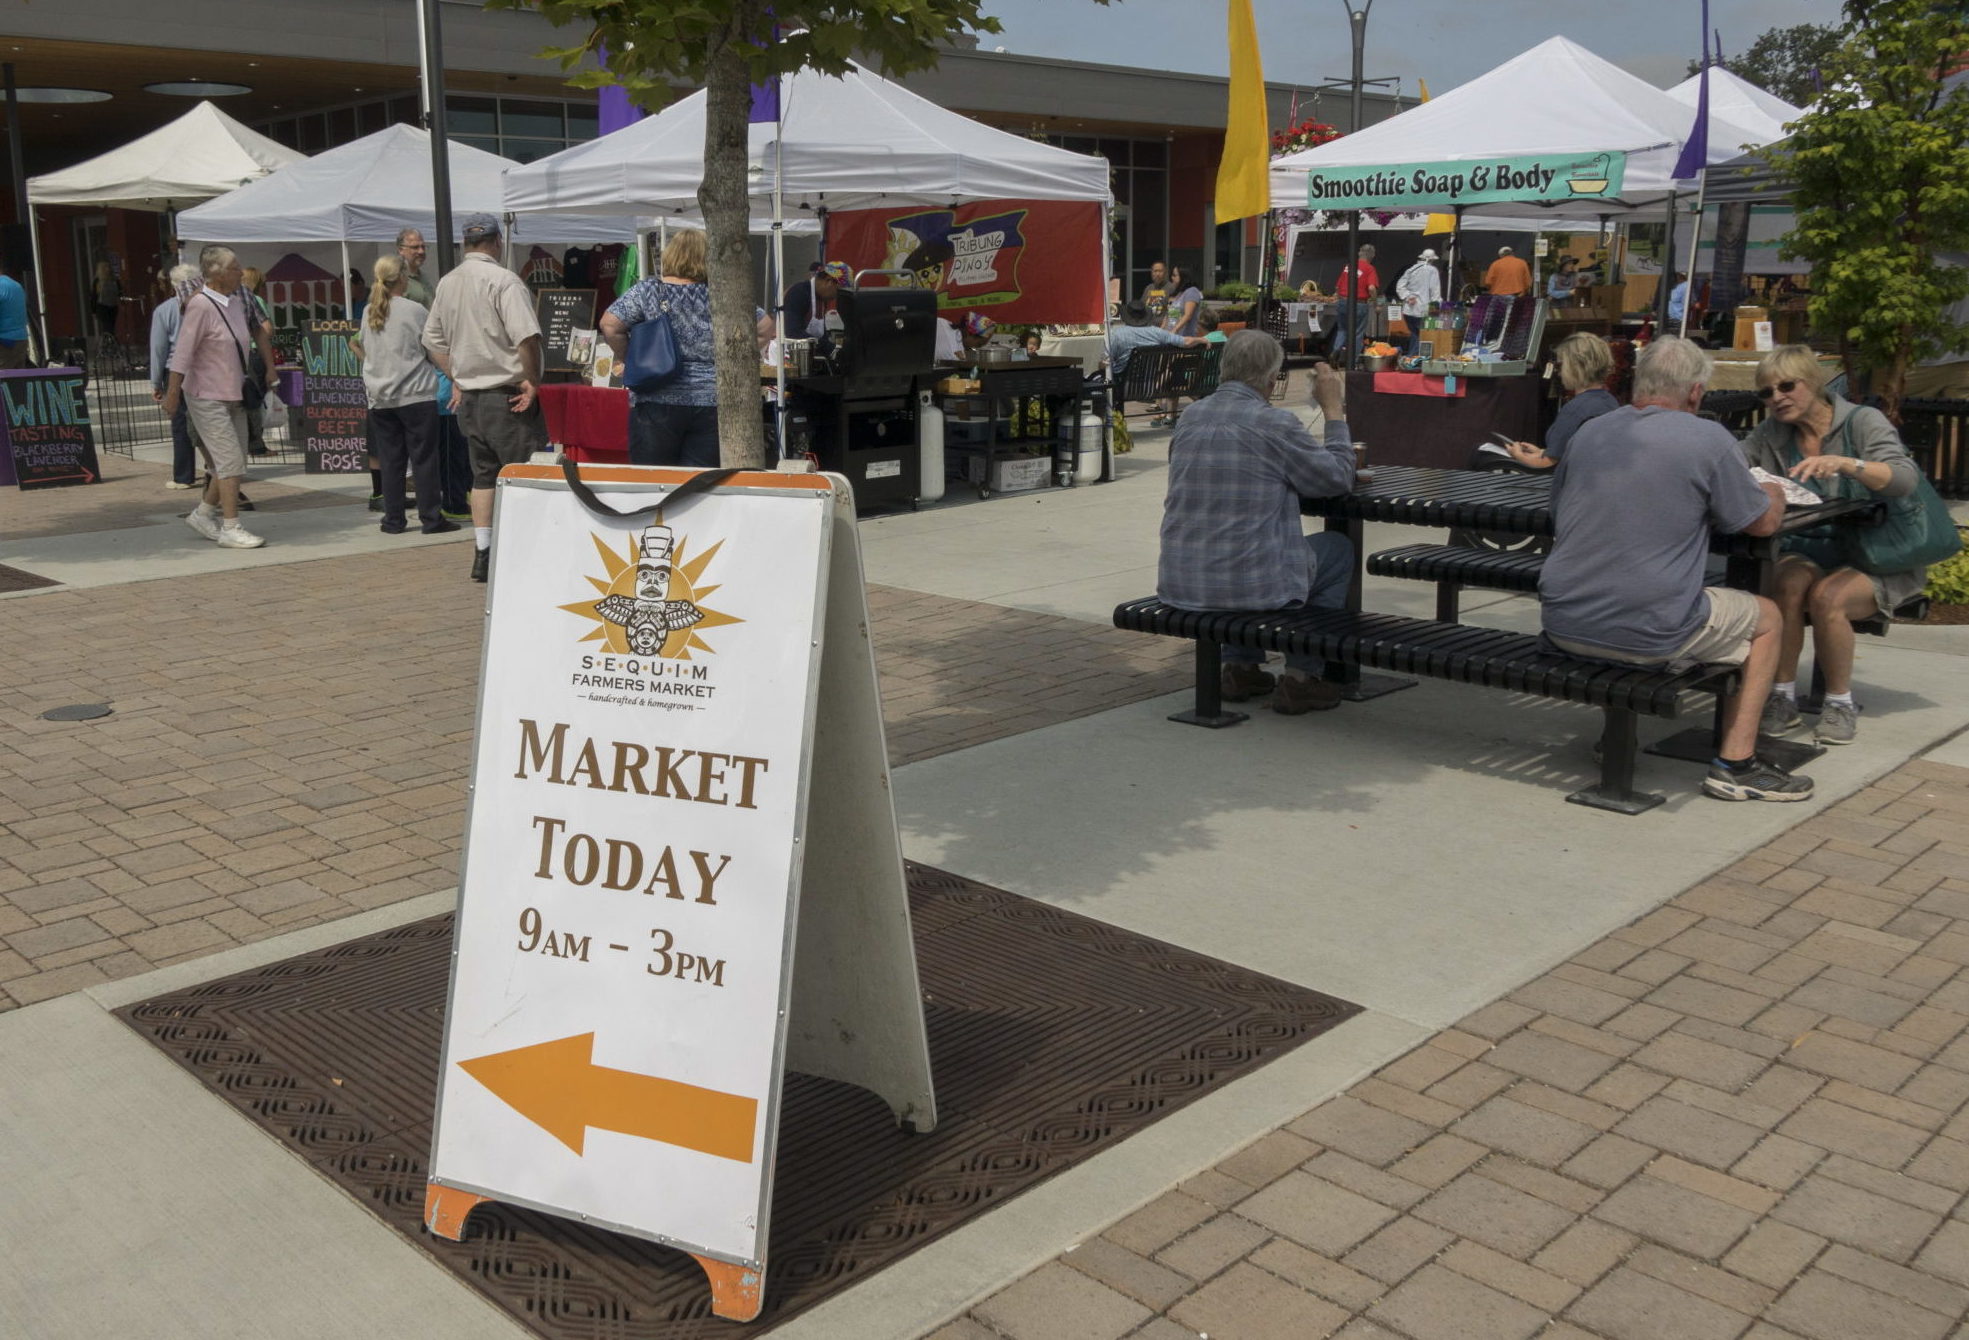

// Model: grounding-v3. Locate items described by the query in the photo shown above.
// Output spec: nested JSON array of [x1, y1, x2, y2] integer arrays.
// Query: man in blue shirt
[[1667, 272, 1690, 324], [0, 261, 28, 369], [1158, 334, 1356, 714]]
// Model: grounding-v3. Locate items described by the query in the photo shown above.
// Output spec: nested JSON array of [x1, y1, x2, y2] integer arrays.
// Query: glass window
[[1063, 136, 1096, 155], [567, 108, 599, 141], [389, 96, 419, 127], [357, 101, 386, 135], [296, 116, 326, 153], [502, 139, 561, 165], [457, 135, 501, 156], [328, 107, 357, 146], [1099, 139, 1130, 167], [1134, 140, 1167, 168], [448, 96, 497, 135], [500, 100, 566, 140]]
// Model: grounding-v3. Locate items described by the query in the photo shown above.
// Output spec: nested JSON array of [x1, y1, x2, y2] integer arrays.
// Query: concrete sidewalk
[[4, 420, 1969, 1339]]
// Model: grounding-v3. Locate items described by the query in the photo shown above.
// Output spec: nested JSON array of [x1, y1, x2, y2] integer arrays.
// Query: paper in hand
[[1750, 465, 1822, 506]]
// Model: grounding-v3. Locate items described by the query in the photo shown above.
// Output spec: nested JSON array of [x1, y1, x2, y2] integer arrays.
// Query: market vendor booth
[[504, 59, 1112, 509], [1268, 37, 1773, 468]]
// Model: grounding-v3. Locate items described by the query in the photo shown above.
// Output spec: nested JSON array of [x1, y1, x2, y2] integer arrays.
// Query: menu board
[[300, 320, 368, 473], [1, 368, 102, 490], [536, 289, 598, 372]]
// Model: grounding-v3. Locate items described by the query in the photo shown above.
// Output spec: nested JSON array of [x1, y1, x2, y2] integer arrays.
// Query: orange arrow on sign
[[457, 1032, 758, 1162]]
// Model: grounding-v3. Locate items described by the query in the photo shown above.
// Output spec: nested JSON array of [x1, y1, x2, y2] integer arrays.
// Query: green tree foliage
[[1775, 0, 1969, 418], [493, 1, 1094, 467], [1690, 23, 1844, 106]]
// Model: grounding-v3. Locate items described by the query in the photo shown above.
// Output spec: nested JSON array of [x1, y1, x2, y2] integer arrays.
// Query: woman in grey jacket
[[1739, 345, 1928, 746], [355, 256, 457, 536]]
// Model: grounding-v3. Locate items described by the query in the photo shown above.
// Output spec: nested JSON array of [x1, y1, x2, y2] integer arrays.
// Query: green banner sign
[[1305, 151, 1628, 210]]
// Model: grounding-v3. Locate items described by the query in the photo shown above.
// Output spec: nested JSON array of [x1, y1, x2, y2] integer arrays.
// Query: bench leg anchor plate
[[1339, 672, 1418, 703], [1169, 707, 1249, 729], [1648, 727, 1824, 771], [1566, 786, 1667, 815]]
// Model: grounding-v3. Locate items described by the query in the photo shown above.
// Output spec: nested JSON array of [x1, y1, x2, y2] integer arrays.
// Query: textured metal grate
[[118, 863, 1359, 1337], [0, 563, 59, 593]]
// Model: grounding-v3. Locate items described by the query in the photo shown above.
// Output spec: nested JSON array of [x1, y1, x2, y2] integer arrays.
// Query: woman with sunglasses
[[1740, 345, 1930, 747]]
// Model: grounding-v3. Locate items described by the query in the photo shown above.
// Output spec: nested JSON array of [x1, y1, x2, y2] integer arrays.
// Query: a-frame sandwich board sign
[[425, 462, 937, 1321]]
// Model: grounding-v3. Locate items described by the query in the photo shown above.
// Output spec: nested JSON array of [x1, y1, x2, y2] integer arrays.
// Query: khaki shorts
[[184, 397, 249, 480], [1549, 587, 1763, 671], [458, 388, 548, 489]]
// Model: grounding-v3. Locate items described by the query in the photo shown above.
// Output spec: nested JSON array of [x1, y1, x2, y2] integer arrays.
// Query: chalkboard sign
[[2, 368, 102, 491], [300, 320, 368, 474], [536, 288, 598, 372]]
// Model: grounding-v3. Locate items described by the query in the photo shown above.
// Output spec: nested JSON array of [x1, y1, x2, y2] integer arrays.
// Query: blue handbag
[[625, 296, 681, 392]]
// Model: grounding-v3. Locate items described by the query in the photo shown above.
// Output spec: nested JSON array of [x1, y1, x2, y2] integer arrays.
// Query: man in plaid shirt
[[1157, 332, 1357, 714]]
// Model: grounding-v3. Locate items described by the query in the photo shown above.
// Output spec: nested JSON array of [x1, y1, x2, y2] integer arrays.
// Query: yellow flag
[[1419, 79, 1457, 236], [1214, 0, 1269, 224]]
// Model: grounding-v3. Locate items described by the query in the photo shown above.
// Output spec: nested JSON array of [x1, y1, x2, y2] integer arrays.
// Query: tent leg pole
[[1655, 191, 1676, 320], [340, 239, 352, 320], [1680, 183, 1706, 339]]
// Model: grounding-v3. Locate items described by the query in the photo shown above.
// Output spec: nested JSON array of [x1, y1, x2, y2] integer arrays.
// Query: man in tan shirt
[[422, 213, 545, 582], [1484, 246, 1533, 297]]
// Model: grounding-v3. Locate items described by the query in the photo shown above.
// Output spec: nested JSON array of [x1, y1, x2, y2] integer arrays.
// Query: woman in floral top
[[600, 229, 773, 467]]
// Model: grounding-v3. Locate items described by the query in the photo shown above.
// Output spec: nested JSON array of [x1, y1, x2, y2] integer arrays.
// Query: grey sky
[[973, 0, 1847, 98]]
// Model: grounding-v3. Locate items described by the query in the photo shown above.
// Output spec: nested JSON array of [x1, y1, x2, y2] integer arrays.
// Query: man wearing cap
[[783, 261, 850, 341], [1107, 299, 1204, 381], [1396, 250, 1442, 356], [423, 213, 546, 583]]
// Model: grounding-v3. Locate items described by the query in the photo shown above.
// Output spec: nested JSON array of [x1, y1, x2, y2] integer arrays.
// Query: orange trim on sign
[[424, 1183, 493, 1240], [694, 1254, 766, 1321], [458, 1032, 759, 1162], [501, 463, 832, 492]]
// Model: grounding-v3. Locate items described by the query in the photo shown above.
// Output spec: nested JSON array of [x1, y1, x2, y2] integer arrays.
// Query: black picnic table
[[1299, 464, 1883, 765]]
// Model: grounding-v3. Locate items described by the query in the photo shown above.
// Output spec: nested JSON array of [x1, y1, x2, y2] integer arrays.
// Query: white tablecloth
[[1039, 333, 1108, 376]]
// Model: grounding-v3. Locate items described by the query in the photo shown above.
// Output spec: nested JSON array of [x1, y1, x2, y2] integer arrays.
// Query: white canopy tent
[[27, 101, 304, 211], [502, 59, 1113, 224], [177, 124, 639, 246], [1267, 38, 1772, 218], [1666, 68, 1802, 147]]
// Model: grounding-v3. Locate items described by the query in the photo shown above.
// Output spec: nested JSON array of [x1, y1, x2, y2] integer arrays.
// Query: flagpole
[[771, 71, 787, 460], [1680, 183, 1706, 338]]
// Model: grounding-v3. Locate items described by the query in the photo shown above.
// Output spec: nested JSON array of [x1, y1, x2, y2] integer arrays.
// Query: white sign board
[[426, 464, 935, 1322]]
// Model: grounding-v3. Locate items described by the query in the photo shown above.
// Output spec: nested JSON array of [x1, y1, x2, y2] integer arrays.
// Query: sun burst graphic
[[559, 530, 742, 660]]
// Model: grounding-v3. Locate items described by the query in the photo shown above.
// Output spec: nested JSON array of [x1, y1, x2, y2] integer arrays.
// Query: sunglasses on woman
[[1754, 380, 1801, 400]]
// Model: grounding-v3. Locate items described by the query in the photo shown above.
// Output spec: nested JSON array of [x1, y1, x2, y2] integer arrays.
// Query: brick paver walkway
[[951, 757, 1969, 1340], [0, 452, 351, 541], [0, 545, 1184, 1008]]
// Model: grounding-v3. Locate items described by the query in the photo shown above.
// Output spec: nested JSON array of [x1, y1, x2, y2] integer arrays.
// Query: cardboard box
[[963, 454, 1052, 493], [1733, 306, 1769, 351], [936, 376, 980, 396]]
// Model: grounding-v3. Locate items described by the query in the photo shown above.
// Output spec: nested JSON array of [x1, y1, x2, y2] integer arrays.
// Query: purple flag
[[748, 76, 780, 124], [1670, 0, 1712, 181], [596, 46, 644, 135]]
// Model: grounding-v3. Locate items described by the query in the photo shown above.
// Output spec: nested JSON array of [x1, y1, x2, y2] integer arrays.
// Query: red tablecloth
[[1347, 371, 1547, 470], [1371, 371, 1467, 398], [538, 384, 631, 463]]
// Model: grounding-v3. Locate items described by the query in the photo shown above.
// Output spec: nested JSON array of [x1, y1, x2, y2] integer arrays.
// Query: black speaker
[[0, 223, 29, 277], [832, 287, 938, 378]]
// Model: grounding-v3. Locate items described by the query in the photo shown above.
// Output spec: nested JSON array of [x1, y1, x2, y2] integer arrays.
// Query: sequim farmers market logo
[[559, 523, 743, 710]]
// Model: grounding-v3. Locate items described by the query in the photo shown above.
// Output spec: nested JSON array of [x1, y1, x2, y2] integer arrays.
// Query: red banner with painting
[[825, 199, 1105, 325]]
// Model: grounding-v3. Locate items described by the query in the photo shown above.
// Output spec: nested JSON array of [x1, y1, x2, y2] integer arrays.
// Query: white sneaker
[[216, 523, 265, 549], [165, 481, 195, 491], [185, 508, 221, 541]]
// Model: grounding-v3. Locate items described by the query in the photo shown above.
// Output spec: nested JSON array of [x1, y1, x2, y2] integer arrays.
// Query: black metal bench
[[1362, 542, 1930, 707], [1899, 398, 1969, 500], [1111, 345, 1221, 420], [1113, 597, 1737, 815], [1367, 543, 1545, 621]]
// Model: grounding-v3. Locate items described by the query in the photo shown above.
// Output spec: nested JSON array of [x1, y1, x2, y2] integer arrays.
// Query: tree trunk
[[1710, 203, 1751, 321], [700, 13, 766, 469]]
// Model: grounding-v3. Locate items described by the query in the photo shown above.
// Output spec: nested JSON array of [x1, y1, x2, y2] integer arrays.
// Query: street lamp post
[[1340, 1, 1372, 371], [418, 0, 456, 274]]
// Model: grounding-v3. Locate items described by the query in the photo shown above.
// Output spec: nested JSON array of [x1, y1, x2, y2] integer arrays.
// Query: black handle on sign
[[559, 457, 743, 521]]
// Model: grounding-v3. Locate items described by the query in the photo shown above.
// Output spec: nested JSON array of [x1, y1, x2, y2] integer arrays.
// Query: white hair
[[1219, 329, 1283, 393], [198, 245, 237, 278], [168, 263, 199, 287], [1632, 334, 1714, 404]]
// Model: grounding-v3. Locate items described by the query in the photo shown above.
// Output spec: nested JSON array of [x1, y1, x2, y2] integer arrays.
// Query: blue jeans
[[1223, 530, 1355, 677], [630, 401, 720, 468], [1329, 305, 1369, 364], [170, 402, 198, 485]]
